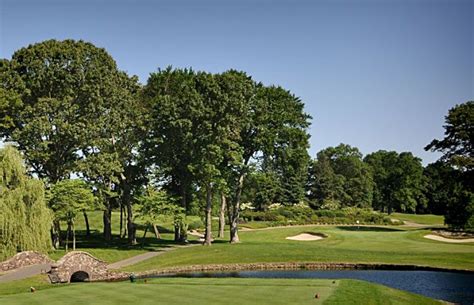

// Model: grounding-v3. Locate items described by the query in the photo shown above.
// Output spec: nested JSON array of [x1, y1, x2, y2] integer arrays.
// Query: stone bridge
[[49, 251, 125, 283]]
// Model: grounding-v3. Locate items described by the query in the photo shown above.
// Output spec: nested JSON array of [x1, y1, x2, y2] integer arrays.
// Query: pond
[[152, 270, 474, 305]]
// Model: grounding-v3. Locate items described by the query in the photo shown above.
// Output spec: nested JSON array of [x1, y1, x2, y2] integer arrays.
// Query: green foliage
[[307, 144, 373, 209], [364, 150, 426, 214], [422, 161, 458, 215], [257, 86, 311, 205], [444, 187, 474, 231], [425, 101, 473, 171], [48, 179, 96, 221], [0, 146, 52, 260], [135, 188, 183, 225], [425, 101, 473, 230], [241, 206, 390, 226], [0, 39, 134, 182]]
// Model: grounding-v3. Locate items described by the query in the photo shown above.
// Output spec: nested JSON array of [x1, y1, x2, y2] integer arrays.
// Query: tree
[[77, 69, 144, 244], [0, 146, 52, 260], [48, 179, 95, 251], [444, 186, 473, 230], [306, 155, 345, 209], [425, 101, 473, 229], [227, 84, 311, 243], [307, 144, 373, 209], [364, 151, 426, 214], [425, 101, 473, 171], [142, 67, 199, 215], [135, 188, 186, 245], [0, 40, 142, 242], [242, 171, 280, 211], [423, 161, 458, 215]]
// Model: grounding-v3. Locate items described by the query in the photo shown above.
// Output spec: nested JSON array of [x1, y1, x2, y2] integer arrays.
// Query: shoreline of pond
[[129, 261, 474, 278]]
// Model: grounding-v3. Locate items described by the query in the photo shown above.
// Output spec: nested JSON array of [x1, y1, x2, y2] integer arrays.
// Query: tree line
[[0, 39, 472, 257]]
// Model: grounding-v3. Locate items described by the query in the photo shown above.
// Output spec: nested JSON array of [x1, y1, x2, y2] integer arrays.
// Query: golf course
[[1, 212, 472, 304], [1, 11, 473, 305]]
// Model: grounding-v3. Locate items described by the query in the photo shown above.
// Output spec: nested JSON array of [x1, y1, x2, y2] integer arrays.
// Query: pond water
[[152, 270, 474, 305]]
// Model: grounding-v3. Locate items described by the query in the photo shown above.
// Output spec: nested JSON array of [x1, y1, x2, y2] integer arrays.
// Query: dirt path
[[0, 264, 51, 283]]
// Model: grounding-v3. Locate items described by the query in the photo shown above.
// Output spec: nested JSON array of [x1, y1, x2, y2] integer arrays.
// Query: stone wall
[[136, 261, 473, 277], [0, 251, 53, 272]]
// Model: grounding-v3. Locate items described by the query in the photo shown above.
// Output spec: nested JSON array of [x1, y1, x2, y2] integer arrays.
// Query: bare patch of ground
[[286, 233, 326, 241], [188, 230, 214, 243]]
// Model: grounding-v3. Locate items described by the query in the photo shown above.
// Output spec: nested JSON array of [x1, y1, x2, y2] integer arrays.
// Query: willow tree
[[0, 146, 51, 260]]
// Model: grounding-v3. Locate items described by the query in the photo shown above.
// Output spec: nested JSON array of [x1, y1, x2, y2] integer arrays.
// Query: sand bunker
[[286, 233, 325, 241], [424, 234, 474, 243]]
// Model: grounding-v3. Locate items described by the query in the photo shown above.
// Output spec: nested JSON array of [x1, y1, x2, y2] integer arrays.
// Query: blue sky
[[1, 0, 473, 163]]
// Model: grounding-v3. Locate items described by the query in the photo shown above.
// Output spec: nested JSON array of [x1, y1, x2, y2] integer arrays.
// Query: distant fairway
[[390, 213, 445, 226], [42, 211, 473, 271], [123, 225, 474, 272], [0, 278, 442, 305]]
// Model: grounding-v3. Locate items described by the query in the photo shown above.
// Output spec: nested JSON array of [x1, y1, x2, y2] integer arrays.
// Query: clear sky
[[1, 0, 473, 163]]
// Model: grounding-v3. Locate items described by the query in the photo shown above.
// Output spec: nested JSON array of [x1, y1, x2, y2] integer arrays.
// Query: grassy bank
[[390, 213, 444, 226], [0, 277, 441, 305], [124, 225, 473, 272]]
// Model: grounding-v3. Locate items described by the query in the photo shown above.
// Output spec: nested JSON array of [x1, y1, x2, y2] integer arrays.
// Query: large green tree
[[425, 101, 473, 229], [228, 84, 311, 243], [307, 144, 373, 209], [0, 40, 143, 242], [425, 101, 473, 171], [423, 161, 458, 215], [364, 150, 426, 214], [141, 67, 199, 215], [0, 146, 52, 260]]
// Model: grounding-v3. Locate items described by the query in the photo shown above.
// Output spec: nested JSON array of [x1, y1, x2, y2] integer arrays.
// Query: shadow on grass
[[335, 226, 404, 232], [59, 230, 182, 252]]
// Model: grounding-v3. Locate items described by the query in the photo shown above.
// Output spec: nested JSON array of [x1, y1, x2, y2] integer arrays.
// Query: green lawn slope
[[0, 278, 442, 305]]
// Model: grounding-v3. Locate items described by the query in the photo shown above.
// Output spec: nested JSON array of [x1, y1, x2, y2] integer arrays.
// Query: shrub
[[187, 218, 204, 230]]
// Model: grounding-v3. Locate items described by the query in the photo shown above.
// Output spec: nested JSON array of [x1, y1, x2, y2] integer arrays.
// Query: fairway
[[123, 225, 474, 272], [0, 278, 441, 305], [390, 213, 444, 226]]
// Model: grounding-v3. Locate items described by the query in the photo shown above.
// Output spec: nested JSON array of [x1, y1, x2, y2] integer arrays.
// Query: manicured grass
[[124, 225, 474, 272], [47, 211, 202, 263], [0, 277, 441, 305], [390, 213, 444, 226], [0, 275, 57, 296], [324, 279, 441, 305]]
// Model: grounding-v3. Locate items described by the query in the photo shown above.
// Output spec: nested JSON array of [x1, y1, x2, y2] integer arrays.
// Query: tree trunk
[[52, 220, 61, 249], [218, 194, 226, 238], [123, 182, 136, 245], [204, 183, 213, 246], [65, 221, 70, 252], [153, 224, 161, 239], [103, 207, 112, 242], [72, 219, 76, 251], [122, 206, 128, 239], [83, 211, 90, 237], [230, 173, 245, 244], [141, 225, 148, 247], [119, 203, 123, 238], [181, 185, 188, 213], [174, 223, 180, 242]]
